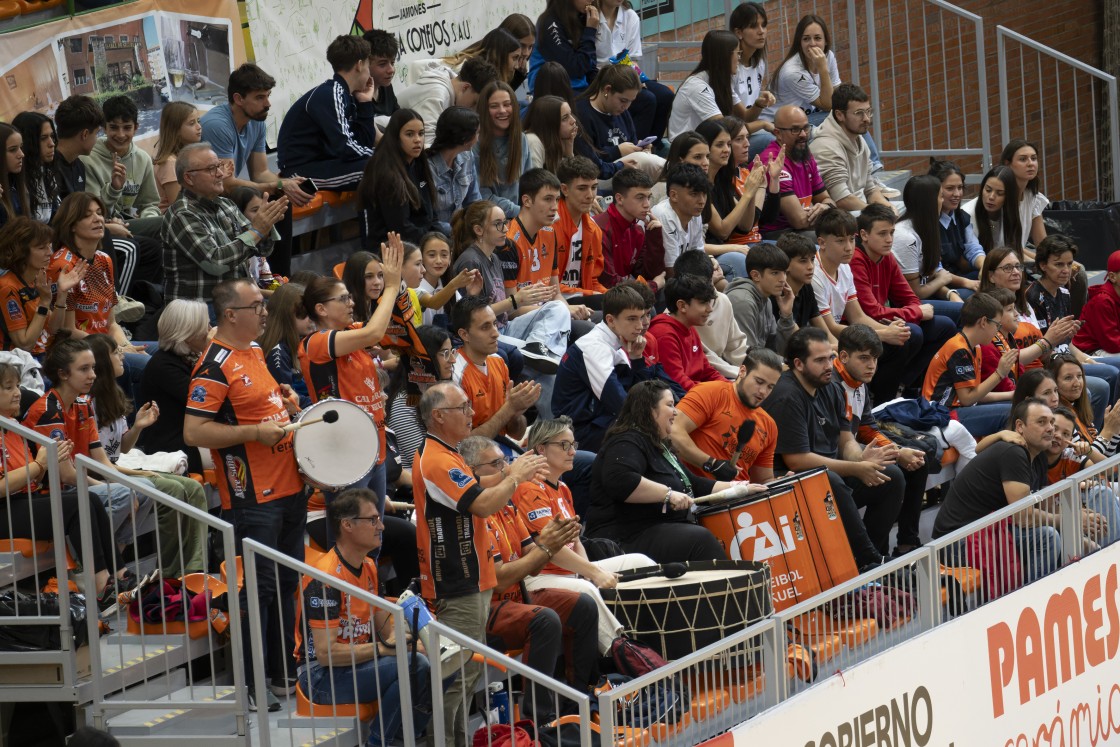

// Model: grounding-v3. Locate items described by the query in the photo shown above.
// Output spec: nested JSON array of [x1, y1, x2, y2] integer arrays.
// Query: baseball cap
[[1109, 250, 1120, 274]]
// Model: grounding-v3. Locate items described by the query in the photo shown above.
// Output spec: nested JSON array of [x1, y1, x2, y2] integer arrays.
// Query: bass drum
[[293, 399, 379, 490]]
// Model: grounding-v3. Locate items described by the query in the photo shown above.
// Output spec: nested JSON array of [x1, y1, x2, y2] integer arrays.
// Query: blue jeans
[[955, 403, 1012, 439], [925, 299, 963, 326], [1009, 523, 1062, 584], [300, 654, 432, 747], [1087, 355, 1120, 402], [91, 482, 152, 547], [227, 492, 306, 686], [1084, 484, 1120, 548], [1085, 375, 1112, 429], [629, 80, 675, 142], [717, 251, 748, 281]]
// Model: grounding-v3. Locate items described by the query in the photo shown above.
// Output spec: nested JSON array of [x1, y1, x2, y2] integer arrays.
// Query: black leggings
[[0, 488, 116, 574], [622, 521, 725, 563]]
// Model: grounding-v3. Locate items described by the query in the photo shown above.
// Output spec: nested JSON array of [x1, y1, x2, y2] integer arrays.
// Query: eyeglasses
[[776, 125, 812, 135], [848, 108, 874, 119], [491, 219, 510, 231], [327, 293, 353, 304], [228, 302, 267, 315], [996, 263, 1023, 273], [114, 346, 128, 357], [436, 348, 454, 360], [985, 317, 1001, 327], [473, 456, 509, 472], [435, 402, 474, 415], [348, 514, 383, 526], [187, 163, 224, 176], [543, 440, 579, 452]]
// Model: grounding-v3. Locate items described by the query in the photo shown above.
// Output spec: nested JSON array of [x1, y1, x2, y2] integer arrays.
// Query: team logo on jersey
[[267, 390, 285, 411], [239, 375, 253, 387], [6, 300, 22, 320], [526, 507, 551, 522], [225, 455, 248, 496], [190, 385, 207, 403], [448, 468, 472, 487], [49, 428, 65, 441]]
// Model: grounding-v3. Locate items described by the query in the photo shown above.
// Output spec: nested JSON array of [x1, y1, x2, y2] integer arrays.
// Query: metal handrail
[[997, 25, 1120, 201]]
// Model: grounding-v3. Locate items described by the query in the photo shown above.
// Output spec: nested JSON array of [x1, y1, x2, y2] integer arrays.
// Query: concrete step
[[106, 682, 243, 738], [260, 695, 363, 747]]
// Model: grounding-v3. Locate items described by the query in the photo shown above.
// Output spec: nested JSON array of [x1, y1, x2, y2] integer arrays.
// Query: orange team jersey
[[0, 431, 40, 492], [0, 271, 49, 354], [505, 218, 559, 291], [730, 166, 763, 245], [294, 546, 379, 665], [382, 283, 424, 350], [23, 389, 101, 457], [1011, 320, 1044, 370], [48, 247, 116, 335], [186, 340, 303, 509], [413, 434, 495, 601], [553, 203, 607, 295], [298, 327, 386, 465], [1047, 455, 1085, 485], [450, 352, 509, 435], [675, 380, 778, 480], [486, 503, 535, 603], [513, 479, 577, 575], [922, 333, 980, 408]]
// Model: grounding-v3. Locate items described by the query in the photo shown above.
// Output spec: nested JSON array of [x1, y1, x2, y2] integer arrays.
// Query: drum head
[[294, 400, 379, 489]]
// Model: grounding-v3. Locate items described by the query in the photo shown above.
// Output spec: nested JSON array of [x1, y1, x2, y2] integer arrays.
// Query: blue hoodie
[[277, 74, 377, 176], [528, 11, 598, 92]]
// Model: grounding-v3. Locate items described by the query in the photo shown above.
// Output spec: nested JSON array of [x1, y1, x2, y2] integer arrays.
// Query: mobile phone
[[636, 135, 658, 148], [299, 178, 319, 196]]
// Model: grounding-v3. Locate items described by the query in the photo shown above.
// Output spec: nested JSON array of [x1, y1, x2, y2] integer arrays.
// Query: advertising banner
[[730, 547, 1120, 746], [0, 0, 244, 142]]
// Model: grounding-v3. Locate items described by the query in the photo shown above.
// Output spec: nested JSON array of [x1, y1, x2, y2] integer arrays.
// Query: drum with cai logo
[[601, 559, 771, 660], [696, 468, 857, 611], [293, 399, 379, 490]]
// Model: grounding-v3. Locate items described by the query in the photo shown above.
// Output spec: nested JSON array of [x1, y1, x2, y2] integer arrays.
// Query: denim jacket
[[429, 150, 481, 234]]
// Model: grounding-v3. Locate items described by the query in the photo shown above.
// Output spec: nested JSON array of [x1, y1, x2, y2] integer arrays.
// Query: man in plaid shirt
[[161, 142, 288, 302]]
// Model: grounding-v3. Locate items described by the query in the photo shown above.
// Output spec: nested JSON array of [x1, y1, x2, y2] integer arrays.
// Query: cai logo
[[732, 511, 798, 562]]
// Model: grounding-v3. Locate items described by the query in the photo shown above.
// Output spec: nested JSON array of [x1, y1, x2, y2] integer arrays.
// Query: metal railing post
[[974, 13, 991, 170], [865, 0, 882, 156], [1110, 76, 1120, 201], [848, 0, 861, 86], [242, 545, 272, 747], [1058, 481, 1082, 566], [998, 29, 1010, 152]]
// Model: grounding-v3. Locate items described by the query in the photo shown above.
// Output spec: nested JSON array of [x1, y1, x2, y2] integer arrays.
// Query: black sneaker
[[269, 676, 297, 696], [520, 342, 560, 374], [248, 689, 282, 712]]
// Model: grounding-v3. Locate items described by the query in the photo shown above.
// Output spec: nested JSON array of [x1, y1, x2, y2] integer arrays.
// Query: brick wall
[[644, 0, 1104, 200]]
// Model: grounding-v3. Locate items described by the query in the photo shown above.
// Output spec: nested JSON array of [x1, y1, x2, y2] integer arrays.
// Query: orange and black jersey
[[294, 547, 380, 665], [298, 327, 387, 465], [413, 435, 495, 601], [513, 479, 576, 575], [922, 333, 979, 408], [450, 352, 509, 435], [505, 218, 559, 290], [187, 339, 303, 509], [486, 503, 535, 603], [23, 389, 100, 457]]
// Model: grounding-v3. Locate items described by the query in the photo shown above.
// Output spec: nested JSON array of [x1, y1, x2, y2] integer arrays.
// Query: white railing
[[997, 25, 1120, 202]]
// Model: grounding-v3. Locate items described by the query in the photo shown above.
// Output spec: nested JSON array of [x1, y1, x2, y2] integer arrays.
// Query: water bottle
[[487, 681, 510, 725]]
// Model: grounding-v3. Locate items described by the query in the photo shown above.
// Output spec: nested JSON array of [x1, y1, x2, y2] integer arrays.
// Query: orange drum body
[[697, 468, 857, 610]]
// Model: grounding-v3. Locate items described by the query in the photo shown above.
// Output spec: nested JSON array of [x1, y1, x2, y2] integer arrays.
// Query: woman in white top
[[960, 165, 1022, 255], [594, 0, 675, 141], [729, 2, 777, 158], [891, 174, 966, 324], [1001, 138, 1089, 314], [523, 95, 578, 173], [763, 14, 839, 124], [668, 30, 747, 139]]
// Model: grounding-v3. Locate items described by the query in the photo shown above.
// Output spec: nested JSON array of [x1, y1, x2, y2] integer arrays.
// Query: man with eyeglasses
[[809, 84, 893, 211], [460, 434, 598, 723], [162, 142, 288, 304], [294, 488, 432, 746], [184, 278, 304, 711], [412, 382, 550, 746], [758, 105, 836, 239]]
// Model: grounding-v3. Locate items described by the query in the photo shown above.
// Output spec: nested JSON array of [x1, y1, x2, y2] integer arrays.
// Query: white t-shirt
[[762, 51, 840, 121], [960, 196, 1011, 250], [651, 198, 705, 268], [890, 218, 944, 281], [812, 252, 858, 320], [733, 58, 767, 110], [668, 72, 741, 139], [595, 7, 643, 66], [563, 223, 584, 289], [1018, 190, 1049, 248], [418, 278, 442, 326]]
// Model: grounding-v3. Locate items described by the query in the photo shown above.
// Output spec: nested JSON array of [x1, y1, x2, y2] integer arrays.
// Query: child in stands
[[12, 112, 58, 223], [594, 167, 664, 290], [473, 81, 530, 218], [414, 232, 480, 327], [152, 102, 202, 210]]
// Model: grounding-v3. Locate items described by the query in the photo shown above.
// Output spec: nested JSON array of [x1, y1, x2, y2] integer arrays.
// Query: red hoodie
[[646, 313, 726, 391], [1072, 281, 1120, 354], [849, 246, 923, 323], [593, 204, 664, 288]]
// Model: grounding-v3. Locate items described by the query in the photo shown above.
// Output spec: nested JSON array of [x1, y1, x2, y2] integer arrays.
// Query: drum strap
[[661, 446, 694, 498]]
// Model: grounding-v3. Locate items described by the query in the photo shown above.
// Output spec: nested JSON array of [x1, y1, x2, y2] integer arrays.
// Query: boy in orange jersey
[[552, 156, 607, 304]]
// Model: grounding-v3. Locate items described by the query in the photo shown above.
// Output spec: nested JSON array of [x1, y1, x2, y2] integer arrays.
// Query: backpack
[[472, 720, 536, 747], [876, 398, 951, 430], [610, 635, 667, 677], [877, 421, 943, 474], [826, 584, 916, 630]]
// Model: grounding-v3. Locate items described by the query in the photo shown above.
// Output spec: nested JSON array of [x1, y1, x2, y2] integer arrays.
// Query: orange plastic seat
[[790, 610, 878, 648], [307, 534, 327, 553], [332, 262, 346, 279], [295, 681, 378, 721], [726, 666, 764, 703], [304, 544, 326, 566], [320, 190, 357, 207], [688, 685, 730, 722], [220, 556, 243, 590], [940, 447, 960, 466], [291, 192, 325, 220], [940, 563, 981, 594], [0, 1, 21, 19], [126, 572, 219, 639], [468, 648, 524, 673], [0, 539, 76, 569], [202, 468, 219, 488], [17, 0, 63, 11]]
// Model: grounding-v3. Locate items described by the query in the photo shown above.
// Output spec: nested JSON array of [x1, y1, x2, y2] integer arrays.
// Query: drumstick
[[281, 409, 340, 434], [388, 501, 415, 513], [692, 482, 757, 505]]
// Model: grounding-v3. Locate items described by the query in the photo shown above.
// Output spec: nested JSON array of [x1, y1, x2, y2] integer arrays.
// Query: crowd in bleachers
[[5, 1, 1120, 745]]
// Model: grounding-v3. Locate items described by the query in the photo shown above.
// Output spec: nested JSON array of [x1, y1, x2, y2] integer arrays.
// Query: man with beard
[[762, 327, 903, 571], [201, 64, 310, 275], [759, 105, 835, 239], [809, 84, 892, 211], [670, 347, 784, 482], [832, 324, 929, 557]]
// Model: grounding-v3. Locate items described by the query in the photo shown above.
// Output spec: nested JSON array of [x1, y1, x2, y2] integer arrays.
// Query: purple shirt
[[758, 141, 826, 234]]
